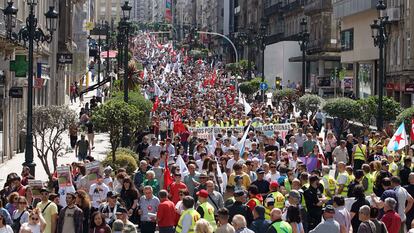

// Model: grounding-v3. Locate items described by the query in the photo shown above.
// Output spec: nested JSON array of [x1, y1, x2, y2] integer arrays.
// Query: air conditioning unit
[[387, 8, 401, 21]]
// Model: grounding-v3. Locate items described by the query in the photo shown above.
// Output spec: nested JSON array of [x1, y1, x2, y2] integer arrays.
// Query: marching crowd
[[1, 33, 414, 233]]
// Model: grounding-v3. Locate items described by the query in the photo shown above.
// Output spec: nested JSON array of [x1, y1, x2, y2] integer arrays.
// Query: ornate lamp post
[[298, 18, 309, 95], [120, 1, 131, 147], [258, 17, 269, 102], [370, 0, 390, 130], [3, 0, 58, 175]]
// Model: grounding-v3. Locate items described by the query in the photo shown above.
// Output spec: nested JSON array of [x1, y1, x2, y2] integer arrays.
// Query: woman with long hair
[[286, 205, 304, 233], [20, 208, 46, 233], [11, 196, 29, 233], [324, 132, 337, 165], [89, 212, 111, 233], [120, 177, 139, 223], [207, 160, 223, 193], [75, 190, 91, 233]]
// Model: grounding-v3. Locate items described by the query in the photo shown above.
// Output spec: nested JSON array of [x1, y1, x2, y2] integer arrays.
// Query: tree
[[357, 96, 402, 128], [111, 91, 152, 131], [92, 99, 141, 162], [297, 94, 325, 118], [20, 105, 77, 182], [396, 107, 414, 133], [323, 97, 359, 120], [239, 77, 262, 99], [273, 89, 299, 114]]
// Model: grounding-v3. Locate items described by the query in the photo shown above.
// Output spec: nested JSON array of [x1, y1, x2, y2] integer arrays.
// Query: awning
[[289, 54, 341, 62], [100, 50, 118, 58]]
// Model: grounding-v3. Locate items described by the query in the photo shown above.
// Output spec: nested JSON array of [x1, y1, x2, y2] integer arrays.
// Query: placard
[[28, 180, 43, 198], [57, 166, 72, 188], [85, 161, 101, 185]]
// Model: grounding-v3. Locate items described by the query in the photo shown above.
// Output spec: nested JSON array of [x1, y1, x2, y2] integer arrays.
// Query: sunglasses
[[270, 166, 276, 168], [31, 217, 39, 221]]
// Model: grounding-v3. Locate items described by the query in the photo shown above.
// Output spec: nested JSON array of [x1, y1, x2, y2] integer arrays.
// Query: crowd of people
[[1, 34, 414, 233]]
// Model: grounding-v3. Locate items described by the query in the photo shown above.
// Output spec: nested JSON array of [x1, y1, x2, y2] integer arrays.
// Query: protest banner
[[28, 180, 43, 198], [189, 123, 291, 139], [85, 161, 101, 185], [57, 165, 72, 188]]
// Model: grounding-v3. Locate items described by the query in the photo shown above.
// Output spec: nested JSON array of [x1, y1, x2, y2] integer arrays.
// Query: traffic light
[[275, 76, 282, 89]]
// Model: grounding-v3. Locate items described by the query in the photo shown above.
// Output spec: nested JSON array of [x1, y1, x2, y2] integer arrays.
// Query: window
[[340, 29, 354, 51]]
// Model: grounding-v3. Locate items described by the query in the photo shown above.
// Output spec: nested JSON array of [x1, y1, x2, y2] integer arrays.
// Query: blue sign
[[260, 82, 268, 91]]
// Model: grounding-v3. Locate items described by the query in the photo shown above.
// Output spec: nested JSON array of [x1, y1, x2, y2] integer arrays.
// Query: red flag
[[197, 58, 203, 65], [139, 71, 144, 79], [173, 112, 186, 134], [151, 97, 160, 112], [163, 158, 174, 190], [411, 119, 414, 141], [210, 69, 216, 85]]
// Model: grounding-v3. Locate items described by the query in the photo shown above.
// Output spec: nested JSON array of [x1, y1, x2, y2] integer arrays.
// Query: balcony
[[304, 0, 332, 15], [333, 0, 377, 18], [281, 0, 302, 13], [264, 1, 283, 16]]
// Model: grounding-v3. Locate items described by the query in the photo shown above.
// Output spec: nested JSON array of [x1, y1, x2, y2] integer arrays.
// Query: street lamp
[[370, 0, 390, 130], [235, 28, 255, 81], [3, 0, 58, 175], [258, 17, 268, 102], [120, 1, 131, 147], [298, 18, 309, 95]]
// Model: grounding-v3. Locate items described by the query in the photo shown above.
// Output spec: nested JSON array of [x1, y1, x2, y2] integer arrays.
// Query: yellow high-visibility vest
[[199, 202, 216, 231], [176, 209, 200, 233]]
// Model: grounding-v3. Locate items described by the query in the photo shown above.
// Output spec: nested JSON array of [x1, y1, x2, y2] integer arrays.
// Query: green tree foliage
[[357, 96, 402, 127], [323, 97, 359, 120], [297, 94, 325, 117], [102, 150, 138, 174], [20, 105, 77, 182], [92, 99, 141, 162], [111, 91, 152, 131], [273, 89, 299, 115], [396, 107, 414, 133], [239, 77, 263, 98]]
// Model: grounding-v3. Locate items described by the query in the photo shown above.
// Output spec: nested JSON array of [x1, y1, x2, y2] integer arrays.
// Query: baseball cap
[[323, 205, 335, 213], [288, 190, 301, 201], [196, 189, 209, 198], [107, 191, 118, 199], [234, 190, 245, 197], [256, 168, 265, 174], [115, 207, 128, 215], [269, 181, 279, 189]]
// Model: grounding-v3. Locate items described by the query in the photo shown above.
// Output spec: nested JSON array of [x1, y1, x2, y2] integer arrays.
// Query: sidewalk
[[0, 82, 111, 188]]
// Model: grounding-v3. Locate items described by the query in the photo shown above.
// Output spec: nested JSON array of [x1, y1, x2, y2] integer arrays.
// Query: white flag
[[208, 133, 217, 155], [236, 124, 252, 156], [243, 98, 252, 115], [144, 91, 149, 100], [166, 89, 172, 104], [387, 123, 408, 152], [154, 82, 164, 96], [238, 91, 244, 104], [176, 155, 189, 180]]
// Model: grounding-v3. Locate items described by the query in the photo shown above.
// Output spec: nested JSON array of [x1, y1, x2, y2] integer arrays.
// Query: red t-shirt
[[381, 210, 401, 233], [157, 199, 177, 227], [169, 182, 187, 204]]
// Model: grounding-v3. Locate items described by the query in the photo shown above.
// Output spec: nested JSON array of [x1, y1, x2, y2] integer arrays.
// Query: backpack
[[11, 211, 25, 233]]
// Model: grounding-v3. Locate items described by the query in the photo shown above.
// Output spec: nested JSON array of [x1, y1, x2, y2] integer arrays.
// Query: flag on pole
[[176, 155, 189, 180], [387, 122, 408, 152], [215, 157, 225, 192], [210, 69, 217, 85], [166, 89, 172, 104], [238, 91, 244, 104], [208, 133, 217, 155], [154, 82, 163, 96], [411, 119, 414, 141], [243, 98, 252, 115], [163, 154, 174, 190], [236, 124, 252, 156], [151, 97, 160, 112], [144, 91, 149, 100]]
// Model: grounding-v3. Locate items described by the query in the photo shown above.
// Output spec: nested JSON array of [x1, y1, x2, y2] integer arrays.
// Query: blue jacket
[[250, 218, 271, 233]]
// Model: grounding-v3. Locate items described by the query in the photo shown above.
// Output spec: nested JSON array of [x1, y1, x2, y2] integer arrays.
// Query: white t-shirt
[[226, 158, 244, 171], [89, 183, 110, 208], [395, 185, 410, 222], [265, 172, 280, 182], [12, 209, 29, 225], [0, 225, 12, 233], [337, 173, 348, 186], [58, 185, 76, 207], [21, 223, 40, 233]]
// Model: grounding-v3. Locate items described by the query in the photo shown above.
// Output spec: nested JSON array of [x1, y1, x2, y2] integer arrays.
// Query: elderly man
[[206, 180, 224, 213], [309, 205, 340, 233], [357, 205, 376, 233], [332, 196, 351, 233], [381, 198, 401, 233], [115, 207, 137, 233], [138, 186, 160, 233], [265, 208, 292, 233], [232, 215, 254, 233]]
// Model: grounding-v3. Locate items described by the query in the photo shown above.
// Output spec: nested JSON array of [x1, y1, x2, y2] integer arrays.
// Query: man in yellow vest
[[265, 208, 292, 233], [246, 185, 263, 212], [336, 162, 350, 196], [321, 166, 336, 200], [195, 190, 217, 231], [352, 137, 367, 170], [362, 164, 374, 195], [176, 196, 200, 233], [264, 181, 285, 220]]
